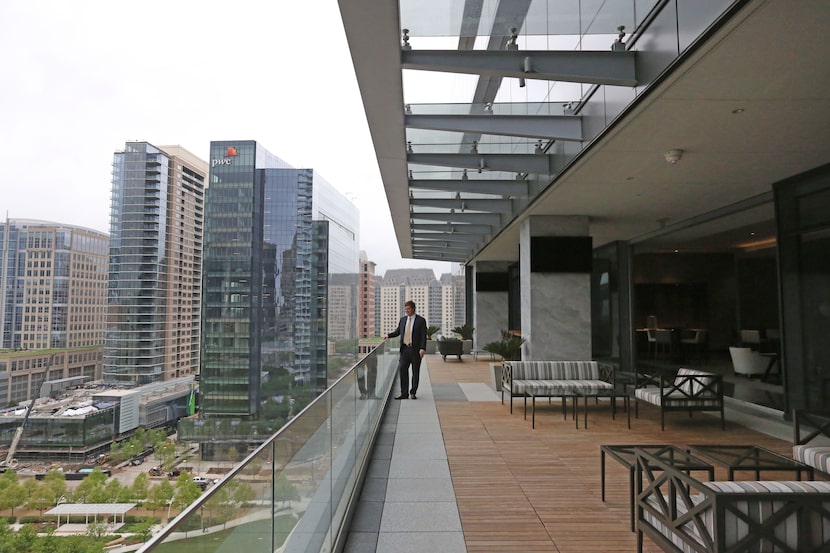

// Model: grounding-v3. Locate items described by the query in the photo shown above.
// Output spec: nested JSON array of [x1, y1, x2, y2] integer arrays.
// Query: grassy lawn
[[151, 514, 297, 553]]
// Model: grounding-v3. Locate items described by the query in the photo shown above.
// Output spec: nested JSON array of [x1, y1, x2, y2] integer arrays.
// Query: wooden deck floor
[[427, 355, 804, 553]]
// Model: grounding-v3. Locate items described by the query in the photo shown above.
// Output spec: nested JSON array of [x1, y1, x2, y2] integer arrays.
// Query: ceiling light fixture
[[664, 149, 684, 164]]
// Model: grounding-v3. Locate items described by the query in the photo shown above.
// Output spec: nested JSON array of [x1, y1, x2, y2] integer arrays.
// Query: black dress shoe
[[410, 393, 417, 399], [394, 394, 409, 400]]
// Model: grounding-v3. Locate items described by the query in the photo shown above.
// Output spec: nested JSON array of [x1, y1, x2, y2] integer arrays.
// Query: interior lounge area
[[592, 201, 787, 412]]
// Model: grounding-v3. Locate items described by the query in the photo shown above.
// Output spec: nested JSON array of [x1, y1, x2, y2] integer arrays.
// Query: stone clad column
[[520, 216, 591, 360], [472, 261, 511, 350]]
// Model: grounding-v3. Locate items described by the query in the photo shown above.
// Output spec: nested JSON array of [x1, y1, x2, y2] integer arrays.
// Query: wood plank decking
[[427, 355, 806, 552]]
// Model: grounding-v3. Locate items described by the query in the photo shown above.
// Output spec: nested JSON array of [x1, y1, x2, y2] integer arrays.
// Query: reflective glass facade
[[201, 141, 359, 423]]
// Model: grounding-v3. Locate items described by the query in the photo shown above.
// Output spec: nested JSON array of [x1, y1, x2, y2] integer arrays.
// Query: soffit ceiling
[[339, 0, 830, 263]]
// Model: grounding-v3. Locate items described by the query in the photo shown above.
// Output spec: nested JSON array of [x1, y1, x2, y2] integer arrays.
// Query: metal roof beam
[[410, 178, 529, 197], [408, 153, 553, 174], [413, 245, 479, 256], [412, 252, 468, 262], [402, 50, 638, 86], [410, 198, 512, 213], [412, 212, 501, 225], [412, 234, 484, 244], [406, 114, 582, 141], [411, 223, 494, 234]]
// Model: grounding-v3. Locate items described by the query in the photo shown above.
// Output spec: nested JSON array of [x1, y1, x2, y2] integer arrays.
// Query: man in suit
[[386, 300, 427, 399]]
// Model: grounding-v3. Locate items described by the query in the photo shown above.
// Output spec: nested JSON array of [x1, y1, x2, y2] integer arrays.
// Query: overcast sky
[[0, 0, 454, 278]]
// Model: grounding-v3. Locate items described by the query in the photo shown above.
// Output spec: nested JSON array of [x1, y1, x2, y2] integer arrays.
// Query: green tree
[[145, 480, 173, 514], [131, 472, 150, 502], [155, 440, 177, 471], [171, 473, 201, 512], [25, 481, 54, 513], [0, 471, 26, 516], [102, 478, 124, 503], [42, 470, 68, 506], [133, 517, 156, 543], [86, 521, 108, 539], [14, 524, 38, 552], [73, 467, 109, 503], [20, 478, 38, 507], [273, 474, 300, 508], [231, 481, 256, 505]]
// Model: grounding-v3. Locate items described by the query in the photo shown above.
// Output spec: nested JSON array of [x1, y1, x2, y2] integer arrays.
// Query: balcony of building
[[137, 342, 804, 553]]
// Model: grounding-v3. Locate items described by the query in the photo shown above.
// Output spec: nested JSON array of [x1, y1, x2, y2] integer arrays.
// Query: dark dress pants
[[397, 346, 422, 395]]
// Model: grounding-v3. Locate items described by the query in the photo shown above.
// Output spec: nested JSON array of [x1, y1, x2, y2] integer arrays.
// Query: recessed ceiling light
[[731, 108, 745, 114]]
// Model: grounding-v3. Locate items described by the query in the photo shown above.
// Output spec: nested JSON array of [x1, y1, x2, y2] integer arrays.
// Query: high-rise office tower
[[103, 142, 207, 384], [200, 140, 358, 421], [0, 218, 108, 403]]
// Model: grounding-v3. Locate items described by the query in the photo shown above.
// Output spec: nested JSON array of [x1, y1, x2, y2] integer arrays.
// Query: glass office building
[[200, 141, 358, 423]]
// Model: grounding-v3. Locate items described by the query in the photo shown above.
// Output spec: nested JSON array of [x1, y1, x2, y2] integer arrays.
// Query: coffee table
[[600, 444, 714, 531], [686, 444, 814, 481]]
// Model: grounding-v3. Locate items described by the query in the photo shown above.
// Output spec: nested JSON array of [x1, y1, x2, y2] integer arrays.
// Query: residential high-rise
[[328, 273, 358, 342], [378, 268, 434, 336], [103, 142, 207, 384], [199, 140, 358, 424], [358, 252, 376, 338], [0, 218, 108, 403], [377, 268, 465, 338]]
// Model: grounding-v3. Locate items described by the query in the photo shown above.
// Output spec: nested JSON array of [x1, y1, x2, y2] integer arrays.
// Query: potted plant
[[451, 324, 475, 354], [425, 326, 440, 354], [483, 330, 525, 361]]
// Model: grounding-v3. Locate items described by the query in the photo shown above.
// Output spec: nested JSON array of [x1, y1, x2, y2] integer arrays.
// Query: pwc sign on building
[[211, 146, 238, 167]]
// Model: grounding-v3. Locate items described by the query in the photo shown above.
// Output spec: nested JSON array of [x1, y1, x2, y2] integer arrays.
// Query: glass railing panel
[[138, 341, 398, 553]]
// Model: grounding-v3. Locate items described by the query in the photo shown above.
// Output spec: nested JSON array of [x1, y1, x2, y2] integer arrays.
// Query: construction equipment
[[1, 398, 37, 468]]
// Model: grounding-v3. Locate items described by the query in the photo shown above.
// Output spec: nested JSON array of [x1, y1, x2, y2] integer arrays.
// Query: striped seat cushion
[[511, 379, 613, 396], [644, 482, 830, 553], [507, 361, 600, 381], [793, 445, 830, 474], [635, 387, 721, 408]]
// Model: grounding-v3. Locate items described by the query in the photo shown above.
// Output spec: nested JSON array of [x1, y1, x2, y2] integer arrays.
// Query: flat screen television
[[475, 271, 509, 291], [530, 236, 593, 273]]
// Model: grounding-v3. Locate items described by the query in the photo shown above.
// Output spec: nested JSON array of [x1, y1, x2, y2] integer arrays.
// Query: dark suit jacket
[[388, 314, 427, 351]]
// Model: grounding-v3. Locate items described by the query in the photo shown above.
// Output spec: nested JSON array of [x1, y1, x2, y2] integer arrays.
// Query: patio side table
[[600, 444, 714, 531], [686, 444, 814, 481]]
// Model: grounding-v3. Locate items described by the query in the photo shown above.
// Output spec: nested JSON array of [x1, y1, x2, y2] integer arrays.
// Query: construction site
[[0, 375, 197, 472]]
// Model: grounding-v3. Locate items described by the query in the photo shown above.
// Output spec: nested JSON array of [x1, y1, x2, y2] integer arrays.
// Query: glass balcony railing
[[137, 339, 398, 553]]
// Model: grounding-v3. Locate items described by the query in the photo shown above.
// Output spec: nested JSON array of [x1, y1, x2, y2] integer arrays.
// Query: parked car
[[193, 476, 210, 489], [148, 466, 163, 476]]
